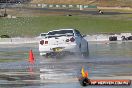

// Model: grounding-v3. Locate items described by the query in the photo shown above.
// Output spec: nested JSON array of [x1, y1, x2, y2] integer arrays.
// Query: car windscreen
[[47, 30, 74, 36]]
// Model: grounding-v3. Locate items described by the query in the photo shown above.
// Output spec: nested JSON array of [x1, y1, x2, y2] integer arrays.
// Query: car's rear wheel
[[82, 52, 89, 58], [40, 52, 46, 56], [82, 42, 89, 58]]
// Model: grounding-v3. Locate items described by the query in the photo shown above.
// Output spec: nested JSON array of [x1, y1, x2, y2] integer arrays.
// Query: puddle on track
[[0, 42, 132, 88]]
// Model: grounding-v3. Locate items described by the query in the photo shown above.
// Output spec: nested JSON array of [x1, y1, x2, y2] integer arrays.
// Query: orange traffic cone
[[29, 49, 35, 64]]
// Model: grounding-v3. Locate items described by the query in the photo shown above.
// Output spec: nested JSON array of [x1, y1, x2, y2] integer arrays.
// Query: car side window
[[75, 30, 82, 37], [47, 30, 73, 35]]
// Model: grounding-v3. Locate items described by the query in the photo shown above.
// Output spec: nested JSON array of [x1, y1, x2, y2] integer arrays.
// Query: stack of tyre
[[0, 35, 10, 38], [109, 36, 117, 41], [127, 36, 132, 40], [121, 36, 132, 41]]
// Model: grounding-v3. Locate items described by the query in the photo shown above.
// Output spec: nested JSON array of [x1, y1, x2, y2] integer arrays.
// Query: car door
[[74, 30, 83, 51], [74, 30, 88, 53]]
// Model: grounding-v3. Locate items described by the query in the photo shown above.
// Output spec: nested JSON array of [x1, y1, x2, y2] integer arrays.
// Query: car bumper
[[39, 43, 80, 55]]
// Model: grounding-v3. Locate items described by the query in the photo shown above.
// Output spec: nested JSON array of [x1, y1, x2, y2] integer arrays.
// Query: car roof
[[48, 29, 75, 33], [40, 33, 47, 34]]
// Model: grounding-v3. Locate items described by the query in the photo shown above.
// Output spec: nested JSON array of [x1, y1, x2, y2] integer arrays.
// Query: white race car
[[39, 29, 89, 58]]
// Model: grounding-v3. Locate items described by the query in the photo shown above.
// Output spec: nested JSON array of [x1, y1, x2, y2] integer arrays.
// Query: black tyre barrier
[[121, 36, 132, 41], [79, 77, 91, 86], [121, 36, 127, 41], [127, 36, 132, 40], [109, 36, 117, 41], [0, 35, 10, 38]]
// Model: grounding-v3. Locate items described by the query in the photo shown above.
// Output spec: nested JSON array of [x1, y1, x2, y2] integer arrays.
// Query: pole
[[4, 0, 7, 17]]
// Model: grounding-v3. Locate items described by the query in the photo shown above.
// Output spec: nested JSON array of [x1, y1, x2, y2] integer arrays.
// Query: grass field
[[0, 14, 132, 37]]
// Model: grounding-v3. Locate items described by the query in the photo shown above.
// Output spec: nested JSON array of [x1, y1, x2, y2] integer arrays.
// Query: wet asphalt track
[[0, 41, 132, 88]]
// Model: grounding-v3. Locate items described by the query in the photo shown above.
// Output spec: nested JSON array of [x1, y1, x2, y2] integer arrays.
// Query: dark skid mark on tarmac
[[25, 8, 132, 15]]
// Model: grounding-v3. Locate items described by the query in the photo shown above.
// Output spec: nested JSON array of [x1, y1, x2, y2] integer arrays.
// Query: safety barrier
[[36, 4, 97, 9], [3, 3, 97, 10]]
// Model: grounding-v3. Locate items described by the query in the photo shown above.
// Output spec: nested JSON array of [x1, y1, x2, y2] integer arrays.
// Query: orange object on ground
[[85, 71, 88, 78], [29, 49, 35, 64]]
